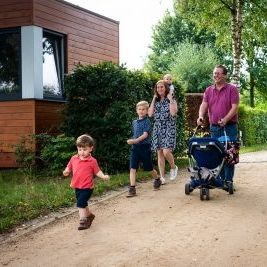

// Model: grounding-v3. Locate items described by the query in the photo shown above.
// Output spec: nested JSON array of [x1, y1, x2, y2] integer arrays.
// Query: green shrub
[[40, 134, 76, 174], [171, 41, 218, 93], [239, 105, 267, 146]]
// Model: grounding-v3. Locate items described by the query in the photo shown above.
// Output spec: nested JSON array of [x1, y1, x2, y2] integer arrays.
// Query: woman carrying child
[[148, 80, 178, 185]]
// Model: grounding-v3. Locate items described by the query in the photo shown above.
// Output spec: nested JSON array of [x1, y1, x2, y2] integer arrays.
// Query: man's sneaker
[[160, 177, 166, 185], [127, 186, 136, 197], [153, 178, 161, 190], [170, 165, 178, 180]]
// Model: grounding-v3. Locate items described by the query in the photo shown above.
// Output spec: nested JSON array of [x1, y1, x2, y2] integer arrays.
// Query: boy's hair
[[76, 134, 94, 147], [136, 100, 149, 109]]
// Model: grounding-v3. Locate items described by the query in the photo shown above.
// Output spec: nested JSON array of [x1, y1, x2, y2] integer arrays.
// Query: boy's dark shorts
[[130, 144, 153, 171], [75, 188, 94, 208]]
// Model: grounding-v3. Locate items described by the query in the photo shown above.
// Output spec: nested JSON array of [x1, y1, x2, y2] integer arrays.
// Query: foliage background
[[61, 62, 186, 173]]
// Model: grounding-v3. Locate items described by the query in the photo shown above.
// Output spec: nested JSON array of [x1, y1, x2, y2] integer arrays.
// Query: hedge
[[239, 105, 267, 146], [62, 62, 186, 173]]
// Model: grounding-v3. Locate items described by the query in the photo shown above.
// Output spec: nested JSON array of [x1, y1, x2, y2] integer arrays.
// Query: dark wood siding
[[33, 0, 119, 71], [0, 0, 33, 28], [0, 100, 64, 167], [35, 100, 64, 134], [0, 0, 120, 71], [0, 100, 35, 167]]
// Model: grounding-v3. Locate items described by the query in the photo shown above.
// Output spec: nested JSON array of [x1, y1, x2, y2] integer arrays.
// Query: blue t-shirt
[[132, 117, 151, 145]]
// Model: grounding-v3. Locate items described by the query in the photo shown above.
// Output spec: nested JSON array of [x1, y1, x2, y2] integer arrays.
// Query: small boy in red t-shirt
[[63, 134, 110, 230]]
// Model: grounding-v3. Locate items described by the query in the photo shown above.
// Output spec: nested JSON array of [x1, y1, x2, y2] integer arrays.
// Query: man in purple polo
[[197, 64, 240, 191]]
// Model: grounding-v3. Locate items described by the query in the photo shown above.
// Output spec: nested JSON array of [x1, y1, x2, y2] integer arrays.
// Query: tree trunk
[[249, 73, 255, 107], [231, 0, 244, 87]]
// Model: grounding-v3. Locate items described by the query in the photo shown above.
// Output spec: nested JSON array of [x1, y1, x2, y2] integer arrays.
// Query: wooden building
[[0, 0, 119, 167]]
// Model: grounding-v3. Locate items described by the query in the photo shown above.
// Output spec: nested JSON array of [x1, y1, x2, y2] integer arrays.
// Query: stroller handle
[[192, 122, 229, 149]]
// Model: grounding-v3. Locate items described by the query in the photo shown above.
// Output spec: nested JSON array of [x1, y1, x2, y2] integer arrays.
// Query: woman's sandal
[[78, 217, 89, 230]]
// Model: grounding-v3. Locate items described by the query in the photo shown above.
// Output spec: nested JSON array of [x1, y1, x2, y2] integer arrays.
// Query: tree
[[242, 1, 267, 106], [144, 10, 219, 74], [171, 41, 218, 92], [176, 0, 245, 86]]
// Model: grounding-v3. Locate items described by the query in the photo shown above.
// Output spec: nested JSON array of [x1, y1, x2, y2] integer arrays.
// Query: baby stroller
[[185, 126, 239, 200]]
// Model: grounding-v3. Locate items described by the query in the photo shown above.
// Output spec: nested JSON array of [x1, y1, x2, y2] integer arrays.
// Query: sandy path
[[0, 151, 267, 267]]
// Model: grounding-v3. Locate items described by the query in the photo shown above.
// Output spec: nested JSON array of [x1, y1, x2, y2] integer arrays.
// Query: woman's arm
[[167, 94, 178, 117], [148, 95, 157, 117]]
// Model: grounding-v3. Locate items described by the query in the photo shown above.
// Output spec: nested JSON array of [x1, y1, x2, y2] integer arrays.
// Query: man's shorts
[[130, 144, 153, 171], [75, 188, 94, 208]]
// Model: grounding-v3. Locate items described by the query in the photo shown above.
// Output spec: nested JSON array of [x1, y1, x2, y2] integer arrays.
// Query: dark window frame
[[43, 29, 66, 100], [0, 27, 22, 100]]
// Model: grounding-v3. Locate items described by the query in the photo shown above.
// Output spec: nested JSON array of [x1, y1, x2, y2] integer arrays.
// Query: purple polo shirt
[[203, 83, 239, 124]]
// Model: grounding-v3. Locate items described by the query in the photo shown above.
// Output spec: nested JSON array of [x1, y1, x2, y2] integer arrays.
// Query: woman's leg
[[157, 149, 165, 178], [163, 149, 178, 180], [162, 149, 175, 169]]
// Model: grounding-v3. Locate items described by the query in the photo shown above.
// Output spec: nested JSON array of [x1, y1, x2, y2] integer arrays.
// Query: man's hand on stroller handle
[[218, 118, 227, 127], [197, 117, 204, 126]]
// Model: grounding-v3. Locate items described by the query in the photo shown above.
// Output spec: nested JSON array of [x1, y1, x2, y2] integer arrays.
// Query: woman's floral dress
[[151, 98, 176, 151]]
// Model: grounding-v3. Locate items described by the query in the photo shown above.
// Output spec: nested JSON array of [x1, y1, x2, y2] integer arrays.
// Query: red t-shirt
[[67, 155, 100, 189]]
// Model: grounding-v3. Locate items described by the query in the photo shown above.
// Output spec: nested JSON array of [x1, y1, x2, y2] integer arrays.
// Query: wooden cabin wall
[[0, 0, 119, 71], [0, 0, 33, 28], [0, 100, 35, 167], [35, 100, 64, 135], [0, 100, 64, 167], [33, 0, 119, 71]]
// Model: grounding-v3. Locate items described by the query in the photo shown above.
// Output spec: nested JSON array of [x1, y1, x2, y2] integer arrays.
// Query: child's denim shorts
[[130, 144, 153, 171], [75, 188, 94, 208]]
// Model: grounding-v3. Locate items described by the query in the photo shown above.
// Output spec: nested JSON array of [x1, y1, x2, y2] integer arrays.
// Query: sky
[[65, 0, 173, 69]]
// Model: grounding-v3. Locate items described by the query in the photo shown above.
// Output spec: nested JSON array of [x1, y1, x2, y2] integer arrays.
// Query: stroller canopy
[[188, 137, 226, 169]]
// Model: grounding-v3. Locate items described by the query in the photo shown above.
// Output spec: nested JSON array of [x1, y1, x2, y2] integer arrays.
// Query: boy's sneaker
[[160, 177, 166, 185], [127, 186, 136, 197], [170, 165, 178, 180], [153, 178, 161, 190]]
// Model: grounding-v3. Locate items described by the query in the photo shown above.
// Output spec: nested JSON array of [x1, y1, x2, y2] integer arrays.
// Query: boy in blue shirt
[[127, 101, 161, 197]]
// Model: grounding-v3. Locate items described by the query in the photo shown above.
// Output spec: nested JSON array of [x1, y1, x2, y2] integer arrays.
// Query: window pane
[[43, 32, 64, 98], [0, 30, 21, 98]]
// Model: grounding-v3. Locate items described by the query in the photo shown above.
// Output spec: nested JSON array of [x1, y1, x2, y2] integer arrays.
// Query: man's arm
[[197, 102, 208, 125], [218, 103, 238, 126]]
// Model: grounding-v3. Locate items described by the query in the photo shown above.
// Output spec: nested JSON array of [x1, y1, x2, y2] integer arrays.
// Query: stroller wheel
[[228, 182, 234, 195], [185, 183, 192, 195], [206, 188, 210, 200], [200, 188, 209, 201]]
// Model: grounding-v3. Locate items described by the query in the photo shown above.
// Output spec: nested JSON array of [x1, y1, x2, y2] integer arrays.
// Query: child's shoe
[[160, 177, 166, 185], [127, 186, 136, 197], [87, 213, 95, 228], [153, 178, 161, 190], [170, 165, 178, 180], [78, 217, 89, 230]]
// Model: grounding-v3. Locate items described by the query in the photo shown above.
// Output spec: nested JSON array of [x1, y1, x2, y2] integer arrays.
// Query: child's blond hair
[[163, 73, 172, 79], [136, 100, 149, 109]]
